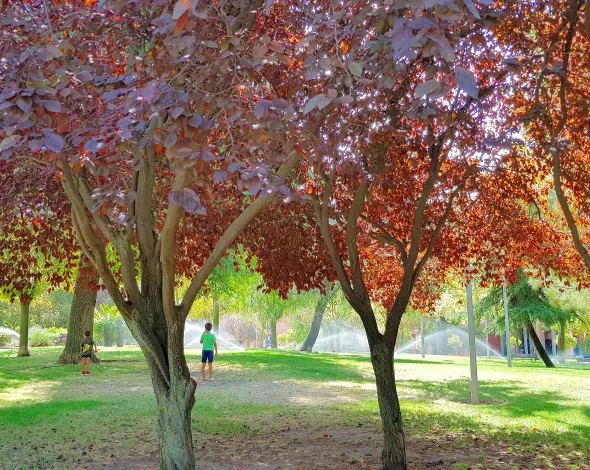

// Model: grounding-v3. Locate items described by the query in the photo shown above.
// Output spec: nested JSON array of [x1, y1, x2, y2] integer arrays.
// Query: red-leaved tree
[[0, 1, 304, 467], [256, 2, 520, 468], [0, 162, 78, 356]]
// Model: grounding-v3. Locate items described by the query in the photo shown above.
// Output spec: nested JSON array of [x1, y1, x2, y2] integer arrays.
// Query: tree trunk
[[18, 300, 30, 357], [558, 320, 566, 363], [270, 320, 278, 348], [130, 311, 197, 470], [525, 317, 554, 368], [156, 385, 195, 470], [212, 292, 220, 335], [59, 255, 99, 364], [300, 290, 335, 352], [370, 338, 407, 470]]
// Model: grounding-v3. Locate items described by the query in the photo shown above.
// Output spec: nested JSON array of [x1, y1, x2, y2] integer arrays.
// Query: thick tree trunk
[[300, 290, 335, 352], [129, 309, 197, 470], [18, 300, 30, 357], [525, 317, 554, 368], [212, 292, 220, 335], [59, 255, 99, 364], [370, 338, 407, 470], [558, 320, 566, 363], [155, 378, 196, 470], [270, 320, 278, 348]]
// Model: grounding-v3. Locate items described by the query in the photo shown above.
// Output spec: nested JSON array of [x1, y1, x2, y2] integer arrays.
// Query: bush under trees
[[28, 326, 59, 347], [94, 305, 133, 347]]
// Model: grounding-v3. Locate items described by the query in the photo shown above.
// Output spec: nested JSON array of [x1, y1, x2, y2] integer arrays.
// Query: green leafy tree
[[206, 249, 263, 333], [476, 272, 577, 367], [447, 335, 463, 355]]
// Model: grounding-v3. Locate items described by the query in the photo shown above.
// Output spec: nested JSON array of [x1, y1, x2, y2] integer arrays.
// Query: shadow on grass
[[394, 376, 590, 452], [0, 399, 103, 426], [400, 403, 590, 460], [399, 377, 571, 416]]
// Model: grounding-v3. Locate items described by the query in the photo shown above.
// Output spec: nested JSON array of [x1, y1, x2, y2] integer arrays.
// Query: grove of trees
[[0, 1, 589, 470]]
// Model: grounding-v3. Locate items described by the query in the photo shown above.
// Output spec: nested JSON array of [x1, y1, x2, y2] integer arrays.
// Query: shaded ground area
[[1, 348, 588, 470]]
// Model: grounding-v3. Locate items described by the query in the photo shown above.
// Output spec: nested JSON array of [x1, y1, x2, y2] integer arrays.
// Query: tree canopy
[[0, 0, 589, 469]]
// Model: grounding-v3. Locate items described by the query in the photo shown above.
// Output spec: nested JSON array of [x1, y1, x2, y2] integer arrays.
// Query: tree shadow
[[0, 400, 103, 427], [399, 378, 570, 416]]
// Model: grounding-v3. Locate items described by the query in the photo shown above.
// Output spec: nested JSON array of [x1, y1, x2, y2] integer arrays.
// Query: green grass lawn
[[0, 347, 588, 469]]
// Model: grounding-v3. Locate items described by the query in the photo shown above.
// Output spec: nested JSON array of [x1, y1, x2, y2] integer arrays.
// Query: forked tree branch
[[551, 1, 590, 270], [413, 169, 473, 283], [311, 174, 354, 301], [57, 160, 132, 316], [179, 151, 301, 319], [359, 214, 408, 264], [76, 172, 143, 307]]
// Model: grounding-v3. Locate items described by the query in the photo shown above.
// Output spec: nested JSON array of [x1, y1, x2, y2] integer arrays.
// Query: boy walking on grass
[[200, 322, 218, 381], [80, 330, 98, 376]]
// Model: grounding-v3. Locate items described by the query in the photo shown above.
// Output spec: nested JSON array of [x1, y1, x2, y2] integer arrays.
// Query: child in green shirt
[[80, 330, 98, 376], [200, 322, 218, 381]]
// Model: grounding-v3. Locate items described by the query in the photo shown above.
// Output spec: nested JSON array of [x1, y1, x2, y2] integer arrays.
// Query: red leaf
[[173, 10, 190, 35]]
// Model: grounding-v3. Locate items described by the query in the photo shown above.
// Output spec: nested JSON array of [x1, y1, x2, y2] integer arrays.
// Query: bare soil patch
[[74, 370, 588, 470]]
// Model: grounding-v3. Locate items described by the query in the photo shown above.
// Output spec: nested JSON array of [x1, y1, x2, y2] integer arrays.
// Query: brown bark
[[58, 255, 99, 364], [525, 317, 555, 368], [154, 317, 196, 470], [156, 384, 195, 470], [126, 307, 197, 470], [370, 337, 407, 470], [18, 300, 30, 357], [300, 287, 338, 352]]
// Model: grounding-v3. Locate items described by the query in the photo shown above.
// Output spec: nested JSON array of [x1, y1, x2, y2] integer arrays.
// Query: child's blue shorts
[[201, 350, 214, 363]]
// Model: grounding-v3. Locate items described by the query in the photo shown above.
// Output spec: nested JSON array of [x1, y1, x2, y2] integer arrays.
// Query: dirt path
[[74, 370, 588, 470]]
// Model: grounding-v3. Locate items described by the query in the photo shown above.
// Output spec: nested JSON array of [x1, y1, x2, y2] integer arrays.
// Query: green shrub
[[46, 327, 67, 334], [557, 333, 578, 350], [94, 304, 133, 346], [28, 326, 58, 347], [0, 332, 14, 346], [277, 332, 297, 348], [447, 334, 464, 354], [579, 339, 590, 355]]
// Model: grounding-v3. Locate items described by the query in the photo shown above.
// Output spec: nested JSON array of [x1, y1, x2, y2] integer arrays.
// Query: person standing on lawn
[[80, 330, 98, 375], [200, 322, 218, 381]]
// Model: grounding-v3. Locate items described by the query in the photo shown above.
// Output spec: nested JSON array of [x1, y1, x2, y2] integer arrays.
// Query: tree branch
[[413, 169, 473, 282], [553, 152, 590, 270], [57, 160, 132, 316], [132, 145, 158, 263], [311, 174, 354, 301], [551, 1, 590, 270], [359, 214, 408, 264], [406, 143, 441, 269], [126, 169, 138, 244], [160, 168, 191, 323], [179, 151, 301, 319], [346, 182, 371, 308]]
